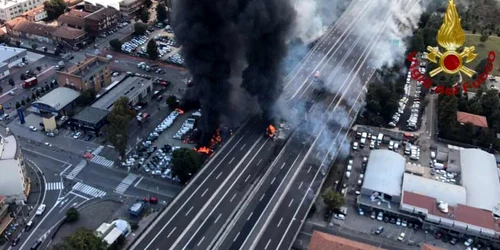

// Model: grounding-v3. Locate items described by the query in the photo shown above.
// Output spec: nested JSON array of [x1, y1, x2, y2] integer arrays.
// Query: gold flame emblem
[[425, 0, 476, 77]]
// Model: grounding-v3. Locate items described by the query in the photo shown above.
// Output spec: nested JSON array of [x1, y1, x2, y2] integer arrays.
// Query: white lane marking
[[167, 227, 177, 238], [271, 177, 276, 184], [214, 213, 222, 224], [230, 193, 237, 202], [134, 176, 144, 187], [229, 157, 235, 164], [277, 217, 283, 227], [316, 152, 320, 158], [240, 144, 246, 151], [245, 174, 251, 182], [288, 199, 294, 207], [197, 237, 205, 246], [298, 181, 303, 189], [280, 162, 285, 169], [264, 239, 271, 250], [260, 194, 265, 201], [257, 159, 262, 166], [216, 172, 222, 180], [201, 188, 208, 197], [307, 166, 312, 173], [247, 212, 253, 221], [185, 206, 193, 216], [233, 232, 240, 242]]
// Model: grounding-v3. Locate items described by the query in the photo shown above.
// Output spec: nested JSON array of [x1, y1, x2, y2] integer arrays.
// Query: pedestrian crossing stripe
[[66, 160, 87, 180], [91, 155, 114, 168], [92, 145, 104, 155], [72, 182, 106, 198], [114, 174, 139, 194], [45, 182, 64, 191]]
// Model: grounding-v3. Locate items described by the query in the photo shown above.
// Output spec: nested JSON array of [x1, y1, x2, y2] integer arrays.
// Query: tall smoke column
[[237, 0, 295, 123], [172, 0, 239, 145]]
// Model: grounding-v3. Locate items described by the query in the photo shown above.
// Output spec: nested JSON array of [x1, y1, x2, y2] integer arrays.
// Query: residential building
[[0, 45, 27, 78], [21, 5, 47, 22], [57, 9, 91, 30], [0, 196, 13, 237], [56, 55, 111, 93], [6, 16, 87, 47], [118, 0, 144, 18], [0, 0, 45, 21], [0, 134, 29, 204], [83, 6, 119, 35], [64, 0, 84, 7], [456, 111, 489, 128], [308, 231, 444, 250]]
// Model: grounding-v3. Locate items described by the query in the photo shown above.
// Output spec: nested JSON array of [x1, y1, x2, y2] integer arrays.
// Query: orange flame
[[175, 108, 185, 115], [209, 129, 222, 147], [268, 125, 276, 134], [195, 146, 211, 154]]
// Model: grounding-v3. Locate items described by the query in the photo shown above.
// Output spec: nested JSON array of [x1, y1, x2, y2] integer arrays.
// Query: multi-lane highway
[[131, 0, 417, 249]]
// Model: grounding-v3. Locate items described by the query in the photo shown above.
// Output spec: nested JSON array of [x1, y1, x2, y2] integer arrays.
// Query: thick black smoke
[[237, 0, 295, 124], [172, 0, 294, 145]]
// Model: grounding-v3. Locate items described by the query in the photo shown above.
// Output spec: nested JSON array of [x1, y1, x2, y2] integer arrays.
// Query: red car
[[142, 197, 158, 204], [435, 232, 442, 239]]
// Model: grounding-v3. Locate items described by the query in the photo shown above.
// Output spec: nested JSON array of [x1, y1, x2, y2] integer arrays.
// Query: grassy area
[[464, 33, 500, 75]]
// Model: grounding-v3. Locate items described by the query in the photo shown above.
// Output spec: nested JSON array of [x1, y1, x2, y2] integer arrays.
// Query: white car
[[36, 204, 46, 216], [73, 132, 82, 139], [29, 126, 37, 131], [352, 142, 359, 150], [376, 212, 383, 221], [397, 232, 405, 241], [333, 214, 345, 220], [464, 238, 473, 247]]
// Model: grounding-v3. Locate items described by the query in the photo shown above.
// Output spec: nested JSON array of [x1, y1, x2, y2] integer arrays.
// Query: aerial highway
[[129, 0, 412, 249]]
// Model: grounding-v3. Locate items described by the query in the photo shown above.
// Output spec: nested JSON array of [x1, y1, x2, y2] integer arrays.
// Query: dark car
[[11, 237, 20, 246], [84, 135, 92, 141], [390, 217, 396, 224], [434, 232, 442, 239], [324, 209, 331, 221], [374, 226, 384, 235], [31, 240, 42, 250], [383, 216, 389, 223], [25, 220, 33, 231]]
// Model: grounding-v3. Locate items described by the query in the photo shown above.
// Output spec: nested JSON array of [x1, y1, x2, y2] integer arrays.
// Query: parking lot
[[122, 108, 199, 182]]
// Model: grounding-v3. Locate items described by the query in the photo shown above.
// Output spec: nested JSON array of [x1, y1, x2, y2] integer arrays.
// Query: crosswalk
[[66, 160, 87, 180], [114, 174, 139, 194], [45, 182, 64, 191], [72, 182, 106, 198], [92, 145, 104, 155], [91, 155, 114, 168]]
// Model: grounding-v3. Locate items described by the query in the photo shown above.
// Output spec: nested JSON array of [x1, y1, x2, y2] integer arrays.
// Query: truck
[[22, 77, 37, 88]]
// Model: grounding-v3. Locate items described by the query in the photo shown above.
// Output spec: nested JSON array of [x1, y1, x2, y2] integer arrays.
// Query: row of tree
[[13, 81, 59, 109]]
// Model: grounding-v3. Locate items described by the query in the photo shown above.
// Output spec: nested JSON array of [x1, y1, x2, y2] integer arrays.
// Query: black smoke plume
[[172, 0, 295, 145]]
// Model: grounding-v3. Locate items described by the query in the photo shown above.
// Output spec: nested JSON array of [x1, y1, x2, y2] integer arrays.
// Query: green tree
[[20, 73, 26, 81], [0, 86, 3, 94], [134, 22, 148, 36], [31, 43, 38, 50], [171, 148, 202, 183], [106, 97, 136, 157], [322, 190, 344, 211], [147, 39, 159, 60], [139, 8, 150, 23], [480, 30, 489, 43], [21, 100, 25, 106], [44, 47, 48, 53], [156, 3, 168, 24], [31, 93, 36, 100], [15, 40, 21, 47], [26, 97, 31, 102], [166, 95, 179, 109], [109, 39, 122, 52], [51, 228, 107, 250], [15, 102, 20, 109], [43, 0, 67, 20], [145, 0, 152, 8], [108, 235, 126, 250], [65, 207, 79, 223], [8, 78, 15, 86], [36, 66, 42, 72], [35, 89, 41, 97]]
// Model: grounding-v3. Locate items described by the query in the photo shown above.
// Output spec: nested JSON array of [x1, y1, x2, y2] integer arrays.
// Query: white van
[[345, 171, 351, 178]]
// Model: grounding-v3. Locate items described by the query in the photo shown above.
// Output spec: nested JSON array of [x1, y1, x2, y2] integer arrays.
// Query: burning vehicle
[[311, 70, 326, 94], [266, 123, 289, 141]]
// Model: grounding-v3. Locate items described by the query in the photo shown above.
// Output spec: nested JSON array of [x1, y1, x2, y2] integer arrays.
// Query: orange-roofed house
[[456, 111, 488, 128], [308, 231, 386, 250], [0, 196, 13, 236]]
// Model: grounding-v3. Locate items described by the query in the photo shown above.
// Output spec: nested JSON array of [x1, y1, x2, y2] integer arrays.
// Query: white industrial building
[[0, 0, 45, 21], [358, 148, 500, 241], [95, 219, 131, 247], [0, 134, 29, 204], [0, 45, 27, 78]]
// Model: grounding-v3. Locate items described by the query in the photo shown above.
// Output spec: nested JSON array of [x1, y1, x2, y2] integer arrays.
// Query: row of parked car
[[122, 35, 149, 53]]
